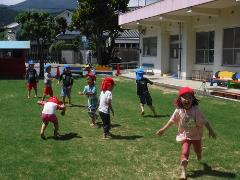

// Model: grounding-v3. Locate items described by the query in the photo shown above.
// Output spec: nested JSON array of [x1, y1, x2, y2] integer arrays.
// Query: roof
[[117, 29, 139, 39], [0, 41, 30, 49], [4, 22, 20, 29]]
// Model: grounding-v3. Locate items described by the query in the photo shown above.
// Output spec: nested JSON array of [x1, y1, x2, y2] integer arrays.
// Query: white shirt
[[42, 102, 58, 114], [98, 90, 112, 114]]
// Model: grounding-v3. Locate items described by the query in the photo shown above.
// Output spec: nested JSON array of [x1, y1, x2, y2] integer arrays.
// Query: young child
[[156, 87, 216, 179], [37, 96, 66, 140], [135, 68, 157, 116], [98, 77, 115, 139], [42, 64, 54, 101], [79, 76, 98, 127], [25, 60, 38, 98], [58, 64, 74, 105]]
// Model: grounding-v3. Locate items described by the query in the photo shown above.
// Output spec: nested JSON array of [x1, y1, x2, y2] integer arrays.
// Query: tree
[[71, 0, 129, 65], [16, 11, 67, 77]]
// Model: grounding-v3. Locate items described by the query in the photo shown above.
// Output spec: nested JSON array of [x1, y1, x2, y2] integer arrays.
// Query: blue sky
[[0, 0, 157, 6]]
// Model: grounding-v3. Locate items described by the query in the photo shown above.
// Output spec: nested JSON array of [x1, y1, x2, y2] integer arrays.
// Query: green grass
[[0, 77, 239, 180]]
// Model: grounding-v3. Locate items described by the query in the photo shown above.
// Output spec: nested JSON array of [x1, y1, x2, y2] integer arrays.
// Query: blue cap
[[135, 68, 144, 80], [28, 60, 34, 65], [44, 64, 51, 71]]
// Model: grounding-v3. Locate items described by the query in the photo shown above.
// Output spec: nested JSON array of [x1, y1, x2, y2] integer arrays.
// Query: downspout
[[178, 22, 182, 79]]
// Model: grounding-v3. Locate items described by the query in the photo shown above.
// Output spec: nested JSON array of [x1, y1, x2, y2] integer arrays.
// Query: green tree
[[16, 11, 67, 77], [71, 0, 129, 65]]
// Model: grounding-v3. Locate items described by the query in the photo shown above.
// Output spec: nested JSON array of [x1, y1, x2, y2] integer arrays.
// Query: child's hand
[[156, 128, 164, 136], [78, 92, 84, 96]]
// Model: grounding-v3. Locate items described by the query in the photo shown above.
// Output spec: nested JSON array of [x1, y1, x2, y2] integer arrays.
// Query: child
[[37, 96, 66, 139], [58, 64, 74, 105], [79, 76, 98, 127], [42, 64, 54, 101], [135, 68, 157, 116], [156, 87, 216, 179], [98, 77, 115, 139], [25, 60, 38, 98]]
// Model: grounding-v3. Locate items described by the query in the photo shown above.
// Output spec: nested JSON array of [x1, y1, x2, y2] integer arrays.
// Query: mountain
[[9, 0, 78, 11], [0, 7, 18, 26]]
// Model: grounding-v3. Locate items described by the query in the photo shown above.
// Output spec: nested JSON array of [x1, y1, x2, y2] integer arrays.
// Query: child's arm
[[108, 100, 114, 116], [205, 122, 217, 139], [156, 120, 174, 136], [37, 100, 46, 106]]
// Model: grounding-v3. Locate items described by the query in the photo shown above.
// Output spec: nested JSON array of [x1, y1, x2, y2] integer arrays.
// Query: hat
[[63, 64, 70, 70], [48, 96, 60, 104], [44, 64, 51, 71], [178, 87, 194, 96], [28, 60, 35, 65], [101, 77, 115, 91], [135, 68, 144, 80]]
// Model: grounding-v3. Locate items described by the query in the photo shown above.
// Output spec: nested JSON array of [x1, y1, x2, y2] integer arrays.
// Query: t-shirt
[[42, 102, 61, 115], [44, 72, 52, 87], [82, 85, 98, 106], [59, 72, 73, 87], [26, 68, 38, 83], [136, 77, 153, 95], [170, 106, 208, 141], [98, 90, 112, 114]]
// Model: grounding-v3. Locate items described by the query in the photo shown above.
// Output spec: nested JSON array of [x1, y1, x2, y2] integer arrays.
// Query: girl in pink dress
[[156, 87, 216, 179]]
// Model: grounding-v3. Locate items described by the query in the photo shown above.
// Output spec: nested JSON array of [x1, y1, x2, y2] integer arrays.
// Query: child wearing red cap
[[98, 77, 115, 139], [156, 87, 216, 179], [25, 60, 38, 98], [37, 96, 66, 139]]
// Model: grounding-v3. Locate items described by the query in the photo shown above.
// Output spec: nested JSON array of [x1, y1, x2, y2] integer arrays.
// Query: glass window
[[223, 27, 240, 65], [143, 37, 157, 57], [195, 31, 215, 64]]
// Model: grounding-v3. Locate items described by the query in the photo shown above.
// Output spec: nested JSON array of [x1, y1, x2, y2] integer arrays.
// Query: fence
[[111, 61, 139, 71], [192, 70, 213, 82]]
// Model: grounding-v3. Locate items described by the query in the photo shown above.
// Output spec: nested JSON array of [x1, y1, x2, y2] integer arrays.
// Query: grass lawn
[[0, 77, 239, 180]]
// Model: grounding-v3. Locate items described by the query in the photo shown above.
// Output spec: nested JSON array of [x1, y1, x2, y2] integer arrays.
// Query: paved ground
[[120, 71, 240, 101]]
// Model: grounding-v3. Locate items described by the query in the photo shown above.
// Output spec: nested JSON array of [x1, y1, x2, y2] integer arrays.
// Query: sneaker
[[141, 111, 145, 116], [179, 165, 186, 180], [102, 134, 111, 140], [53, 133, 61, 139], [90, 123, 96, 127]]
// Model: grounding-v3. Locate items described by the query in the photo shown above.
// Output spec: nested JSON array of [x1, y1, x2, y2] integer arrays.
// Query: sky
[[0, 0, 158, 6]]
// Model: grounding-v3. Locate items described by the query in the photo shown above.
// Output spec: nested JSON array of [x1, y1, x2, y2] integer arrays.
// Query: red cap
[[178, 87, 194, 96], [48, 96, 60, 104]]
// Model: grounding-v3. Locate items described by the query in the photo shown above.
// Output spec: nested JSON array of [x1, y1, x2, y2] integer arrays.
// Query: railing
[[111, 61, 139, 71], [192, 70, 213, 82]]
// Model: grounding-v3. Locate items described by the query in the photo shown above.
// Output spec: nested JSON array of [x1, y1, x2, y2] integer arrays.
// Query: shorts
[[88, 104, 98, 118], [43, 86, 53, 96], [41, 113, 57, 123], [61, 86, 72, 97], [27, 82, 37, 90], [138, 93, 152, 106]]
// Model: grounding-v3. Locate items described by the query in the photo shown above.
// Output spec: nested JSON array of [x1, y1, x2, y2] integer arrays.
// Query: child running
[[79, 75, 98, 127], [25, 60, 38, 98], [37, 96, 66, 140], [156, 87, 216, 179], [135, 68, 157, 116], [42, 64, 54, 101], [98, 77, 115, 139], [58, 64, 74, 105]]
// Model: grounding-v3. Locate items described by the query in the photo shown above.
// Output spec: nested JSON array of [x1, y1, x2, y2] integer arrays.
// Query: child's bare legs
[[180, 160, 187, 180], [140, 103, 144, 115], [40, 122, 48, 139], [68, 96, 71, 105], [62, 96, 66, 105], [53, 121, 59, 137], [180, 140, 191, 179], [33, 87, 37, 98], [42, 95, 46, 101], [193, 140, 202, 160], [28, 90, 31, 98]]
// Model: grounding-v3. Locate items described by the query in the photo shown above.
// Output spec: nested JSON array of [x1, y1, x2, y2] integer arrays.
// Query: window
[[223, 27, 240, 66], [170, 35, 179, 58], [143, 37, 157, 57], [195, 31, 214, 64]]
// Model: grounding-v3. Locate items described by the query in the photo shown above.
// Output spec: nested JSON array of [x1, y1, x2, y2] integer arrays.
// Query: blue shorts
[[61, 86, 72, 97], [138, 93, 152, 106]]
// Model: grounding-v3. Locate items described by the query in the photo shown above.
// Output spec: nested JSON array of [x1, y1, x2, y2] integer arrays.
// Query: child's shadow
[[143, 114, 170, 118], [188, 163, 236, 179], [48, 133, 82, 141], [111, 134, 143, 140], [68, 104, 87, 108], [95, 122, 121, 129]]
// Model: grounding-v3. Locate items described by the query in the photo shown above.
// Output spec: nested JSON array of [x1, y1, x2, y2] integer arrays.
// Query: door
[[169, 35, 179, 77]]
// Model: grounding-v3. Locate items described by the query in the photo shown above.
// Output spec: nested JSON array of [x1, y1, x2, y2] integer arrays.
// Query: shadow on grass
[[188, 163, 236, 179], [68, 104, 87, 108], [143, 114, 170, 118], [111, 134, 143, 140], [95, 122, 121, 129], [48, 133, 82, 141]]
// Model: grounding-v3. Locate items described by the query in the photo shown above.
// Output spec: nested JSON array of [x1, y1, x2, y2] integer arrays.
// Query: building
[[0, 41, 30, 78], [119, 0, 240, 79]]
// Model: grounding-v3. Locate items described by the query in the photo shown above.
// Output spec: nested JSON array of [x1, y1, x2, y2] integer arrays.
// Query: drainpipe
[[178, 22, 182, 79]]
